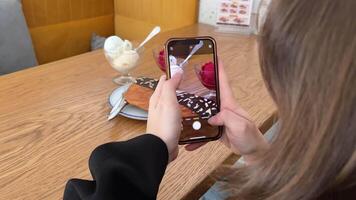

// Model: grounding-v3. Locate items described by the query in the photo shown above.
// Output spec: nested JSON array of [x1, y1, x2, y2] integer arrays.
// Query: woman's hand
[[147, 72, 183, 163], [186, 61, 269, 164]]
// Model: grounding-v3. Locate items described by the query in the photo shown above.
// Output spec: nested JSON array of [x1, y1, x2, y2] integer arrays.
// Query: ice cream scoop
[[104, 26, 160, 75], [104, 35, 139, 75], [112, 50, 140, 74], [169, 55, 183, 76], [122, 40, 133, 51], [103, 26, 160, 85], [104, 36, 124, 59]]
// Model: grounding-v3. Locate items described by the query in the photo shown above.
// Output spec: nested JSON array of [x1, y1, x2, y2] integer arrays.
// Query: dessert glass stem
[[113, 74, 136, 85]]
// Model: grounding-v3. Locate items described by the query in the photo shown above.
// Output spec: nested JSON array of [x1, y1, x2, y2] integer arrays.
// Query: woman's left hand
[[147, 72, 183, 163]]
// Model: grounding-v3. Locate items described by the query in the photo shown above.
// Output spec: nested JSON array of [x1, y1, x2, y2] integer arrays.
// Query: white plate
[[109, 86, 148, 120]]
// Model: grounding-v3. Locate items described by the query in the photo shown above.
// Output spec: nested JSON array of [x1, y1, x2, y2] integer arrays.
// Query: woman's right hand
[[186, 61, 269, 164]]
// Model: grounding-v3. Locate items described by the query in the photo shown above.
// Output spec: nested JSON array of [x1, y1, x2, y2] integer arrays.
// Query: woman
[[64, 0, 355, 199]]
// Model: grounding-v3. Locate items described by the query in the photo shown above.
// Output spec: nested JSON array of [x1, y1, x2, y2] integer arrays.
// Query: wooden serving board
[[124, 84, 197, 117]]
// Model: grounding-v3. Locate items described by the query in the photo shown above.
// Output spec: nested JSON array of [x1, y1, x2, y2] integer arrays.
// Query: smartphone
[[165, 37, 222, 144]]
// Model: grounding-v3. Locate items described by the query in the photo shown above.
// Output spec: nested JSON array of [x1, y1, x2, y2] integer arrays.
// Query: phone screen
[[166, 38, 221, 143]]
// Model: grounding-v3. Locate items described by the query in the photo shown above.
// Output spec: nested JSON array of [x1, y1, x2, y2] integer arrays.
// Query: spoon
[[179, 40, 204, 68], [134, 26, 161, 51]]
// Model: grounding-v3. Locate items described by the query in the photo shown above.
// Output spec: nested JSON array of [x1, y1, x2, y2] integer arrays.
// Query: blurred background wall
[[22, 0, 115, 64], [21, 0, 198, 64], [114, 0, 198, 40]]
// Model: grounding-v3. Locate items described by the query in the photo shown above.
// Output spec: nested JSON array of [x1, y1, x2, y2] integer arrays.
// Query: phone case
[[165, 36, 223, 144]]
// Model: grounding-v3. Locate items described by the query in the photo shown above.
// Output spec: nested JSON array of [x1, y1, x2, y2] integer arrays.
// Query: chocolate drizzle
[[136, 77, 159, 89], [135, 77, 218, 118]]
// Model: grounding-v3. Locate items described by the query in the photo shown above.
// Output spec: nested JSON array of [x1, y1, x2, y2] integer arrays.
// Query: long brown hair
[[225, 0, 356, 199]]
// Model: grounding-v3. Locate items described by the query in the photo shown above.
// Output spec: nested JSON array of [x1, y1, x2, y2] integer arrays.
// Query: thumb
[[161, 70, 183, 102], [167, 69, 183, 89], [208, 110, 226, 126], [208, 112, 224, 126]]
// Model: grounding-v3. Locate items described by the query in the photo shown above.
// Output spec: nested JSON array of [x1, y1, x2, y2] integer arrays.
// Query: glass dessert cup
[[194, 62, 216, 99], [104, 47, 143, 85], [152, 46, 167, 73]]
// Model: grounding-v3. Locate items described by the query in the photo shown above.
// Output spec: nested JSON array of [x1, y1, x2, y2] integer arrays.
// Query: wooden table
[[0, 24, 276, 200]]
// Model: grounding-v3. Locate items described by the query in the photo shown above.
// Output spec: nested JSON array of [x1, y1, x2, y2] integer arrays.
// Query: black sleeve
[[63, 134, 169, 200]]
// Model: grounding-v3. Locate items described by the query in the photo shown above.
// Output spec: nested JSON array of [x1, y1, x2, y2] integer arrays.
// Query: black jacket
[[63, 134, 356, 200], [63, 134, 168, 200]]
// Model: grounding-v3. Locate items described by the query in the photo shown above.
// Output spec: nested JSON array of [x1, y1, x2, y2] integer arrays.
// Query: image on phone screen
[[167, 38, 221, 143]]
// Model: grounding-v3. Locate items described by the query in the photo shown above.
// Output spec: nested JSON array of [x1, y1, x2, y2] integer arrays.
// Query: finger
[[184, 142, 207, 151], [208, 110, 227, 126], [209, 109, 251, 126], [210, 113, 231, 150], [217, 60, 236, 104], [225, 107, 251, 122], [149, 75, 166, 109], [167, 70, 183, 90], [161, 71, 183, 102], [217, 60, 250, 118], [208, 112, 228, 145], [171, 67, 184, 78]]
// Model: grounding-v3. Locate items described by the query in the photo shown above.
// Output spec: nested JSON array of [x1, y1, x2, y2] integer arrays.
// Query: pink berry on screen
[[202, 61, 214, 71], [200, 61, 216, 90]]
